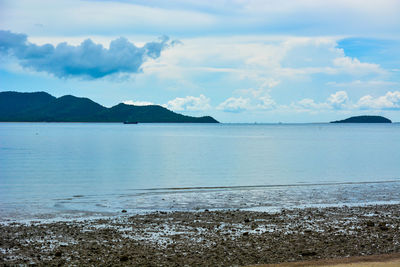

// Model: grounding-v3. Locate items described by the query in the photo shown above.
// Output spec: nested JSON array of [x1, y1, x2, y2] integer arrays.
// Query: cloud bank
[[2, 0, 400, 37], [357, 91, 400, 110], [0, 30, 174, 79], [293, 91, 400, 112], [216, 89, 400, 113]]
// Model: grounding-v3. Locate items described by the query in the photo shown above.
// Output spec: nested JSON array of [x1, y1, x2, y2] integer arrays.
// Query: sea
[[1, 122, 399, 221]]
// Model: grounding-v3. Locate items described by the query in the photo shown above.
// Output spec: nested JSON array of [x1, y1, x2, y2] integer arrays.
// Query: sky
[[1, 0, 400, 122]]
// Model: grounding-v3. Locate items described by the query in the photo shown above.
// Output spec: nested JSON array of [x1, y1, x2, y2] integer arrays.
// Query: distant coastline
[[1, 92, 396, 124], [0, 91, 219, 123]]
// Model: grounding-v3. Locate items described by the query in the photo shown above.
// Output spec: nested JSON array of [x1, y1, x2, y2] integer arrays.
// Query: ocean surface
[[1, 122, 400, 221]]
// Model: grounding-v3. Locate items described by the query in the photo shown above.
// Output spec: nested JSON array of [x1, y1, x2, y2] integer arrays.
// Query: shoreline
[[1, 204, 400, 266], [2, 198, 400, 226], [2, 180, 399, 224]]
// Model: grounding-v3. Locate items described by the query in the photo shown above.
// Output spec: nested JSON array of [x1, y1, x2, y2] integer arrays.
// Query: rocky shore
[[1, 204, 400, 266]]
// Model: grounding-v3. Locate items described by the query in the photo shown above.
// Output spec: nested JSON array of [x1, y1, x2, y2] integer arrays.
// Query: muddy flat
[[1, 204, 400, 266]]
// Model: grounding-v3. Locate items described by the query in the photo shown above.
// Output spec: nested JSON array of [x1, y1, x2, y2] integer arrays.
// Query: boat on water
[[123, 121, 138, 124]]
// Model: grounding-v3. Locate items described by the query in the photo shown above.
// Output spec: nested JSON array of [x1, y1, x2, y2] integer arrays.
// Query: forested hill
[[330, 115, 391, 123], [0, 91, 219, 123]]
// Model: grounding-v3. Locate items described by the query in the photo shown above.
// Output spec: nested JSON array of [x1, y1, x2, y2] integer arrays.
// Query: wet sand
[[247, 253, 400, 266], [1, 204, 400, 266]]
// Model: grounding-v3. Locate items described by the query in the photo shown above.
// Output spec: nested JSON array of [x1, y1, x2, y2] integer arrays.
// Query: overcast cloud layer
[[2, 0, 400, 37]]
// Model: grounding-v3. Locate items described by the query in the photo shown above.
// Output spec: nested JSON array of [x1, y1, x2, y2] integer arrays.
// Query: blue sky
[[1, 0, 400, 122]]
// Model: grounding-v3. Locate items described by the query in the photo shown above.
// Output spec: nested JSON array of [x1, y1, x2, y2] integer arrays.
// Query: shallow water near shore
[[1, 122, 399, 221]]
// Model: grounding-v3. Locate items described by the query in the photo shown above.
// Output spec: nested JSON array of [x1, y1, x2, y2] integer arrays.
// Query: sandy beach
[[1, 204, 399, 266]]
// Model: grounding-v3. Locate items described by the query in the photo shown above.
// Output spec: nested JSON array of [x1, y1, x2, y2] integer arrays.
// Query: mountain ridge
[[0, 91, 219, 123]]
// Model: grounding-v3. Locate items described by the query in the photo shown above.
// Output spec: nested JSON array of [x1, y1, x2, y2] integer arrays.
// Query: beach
[[248, 253, 400, 267], [1, 204, 399, 266]]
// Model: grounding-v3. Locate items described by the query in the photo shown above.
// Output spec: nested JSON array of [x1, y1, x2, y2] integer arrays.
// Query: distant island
[[0, 91, 219, 123], [330, 115, 392, 123]]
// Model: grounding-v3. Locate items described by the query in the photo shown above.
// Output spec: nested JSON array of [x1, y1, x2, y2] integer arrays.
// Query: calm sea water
[[1, 123, 400, 221]]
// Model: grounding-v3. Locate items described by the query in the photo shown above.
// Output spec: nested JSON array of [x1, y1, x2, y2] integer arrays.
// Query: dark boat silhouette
[[123, 121, 138, 124]]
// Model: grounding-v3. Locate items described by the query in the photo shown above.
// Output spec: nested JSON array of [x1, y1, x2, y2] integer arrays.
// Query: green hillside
[[0, 91, 219, 123]]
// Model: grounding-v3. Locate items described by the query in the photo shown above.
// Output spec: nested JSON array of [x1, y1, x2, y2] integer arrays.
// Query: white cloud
[[123, 100, 154, 106], [296, 98, 329, 110], [327, 91, 349, 109], [219, 80, 278, 113], [141, 35, 389, 116], [357, 91, 400, 110], [164, 94, 211, 111], [294, 91, 349, 111], [333, 57, 384, 75], [217, 97, 251, 113], [140, 35, 386, 94], [293, 90, 400, 112], [216, 90, 400, 117]]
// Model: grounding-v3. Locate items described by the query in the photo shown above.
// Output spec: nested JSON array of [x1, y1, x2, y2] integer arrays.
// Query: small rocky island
[[331, 115, 392, 123]]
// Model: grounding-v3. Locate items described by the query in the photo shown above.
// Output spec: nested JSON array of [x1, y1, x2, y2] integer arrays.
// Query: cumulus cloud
[[327, 91, 349, 109], [217, 94, 276, 113], [293, 90, 400, 112], [217, 97, 251, 113], [0, 30, 175, 79], [218, 80, 277, 113], [295, 91, 349, 111], [217, 77, 278, 113], [164, 94, 211, 111], [357, 91, 400, 110], [123, 100, 154, 106]]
